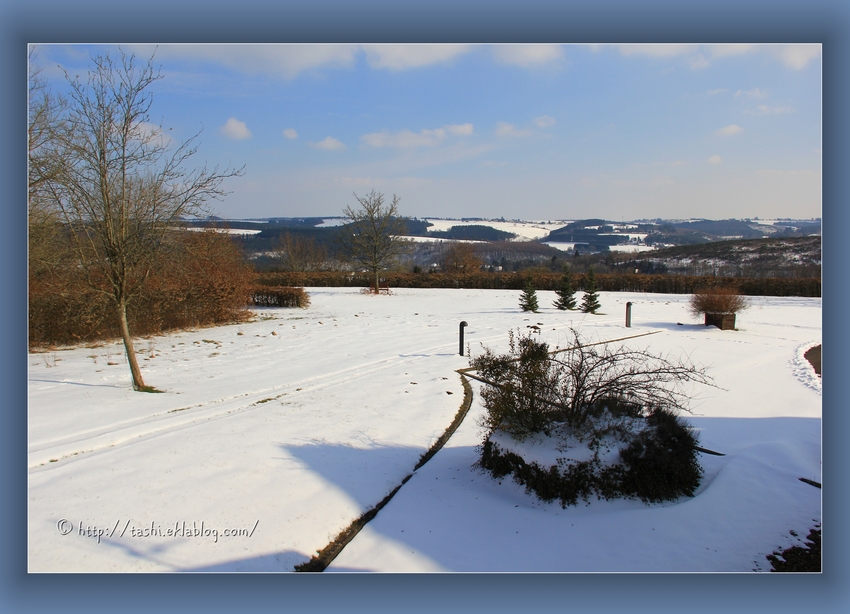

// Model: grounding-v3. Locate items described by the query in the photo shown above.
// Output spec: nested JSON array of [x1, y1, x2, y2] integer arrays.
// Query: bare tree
[[338, 190, 410, 293], [28, 47, 71, 275], [273, 231, 327, 272], [39, 50, 244, 391], [442, 241, 483, 273]]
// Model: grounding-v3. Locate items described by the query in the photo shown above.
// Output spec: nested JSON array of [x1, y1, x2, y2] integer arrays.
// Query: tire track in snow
[[28, 338, 463, 469]]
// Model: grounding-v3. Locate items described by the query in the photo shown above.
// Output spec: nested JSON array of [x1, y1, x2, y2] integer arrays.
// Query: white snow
[[28, 289, 821, 572], [401, 235, 485, 244], [607, 244, 657, 253], [424, 219, 569, 242], [181, 227, 263, 236]]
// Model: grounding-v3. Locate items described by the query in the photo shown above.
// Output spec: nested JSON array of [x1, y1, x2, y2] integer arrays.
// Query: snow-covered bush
[[470, 329, 714, 505]]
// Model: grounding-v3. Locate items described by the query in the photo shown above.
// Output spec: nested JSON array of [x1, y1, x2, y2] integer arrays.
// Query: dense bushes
[[250, 286, 311, 308], [480, 408, 703, 507], [29, 230, 256, 347], [256, 270, 820, 297], [471, 330, 711, 506]]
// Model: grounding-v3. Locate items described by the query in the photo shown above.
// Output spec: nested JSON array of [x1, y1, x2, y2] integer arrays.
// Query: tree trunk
[[117, 301, 146, 390], [374, 269, 380, 295]]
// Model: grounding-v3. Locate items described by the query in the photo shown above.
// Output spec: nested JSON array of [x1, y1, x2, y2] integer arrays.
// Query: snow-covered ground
[[28, 288, 821, 572], [181, 227, 263, 236], [423, 219, 568, 242], [608, 244, 657, 253]]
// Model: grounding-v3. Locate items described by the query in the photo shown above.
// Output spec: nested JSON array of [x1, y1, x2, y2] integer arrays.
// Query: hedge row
[[29, 230, 257, 348], [250, 286, 311, 308], [257, 271, 821, 297]]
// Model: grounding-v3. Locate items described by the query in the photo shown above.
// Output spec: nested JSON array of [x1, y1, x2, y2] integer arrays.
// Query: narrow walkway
[[294, 372, 474, 572]]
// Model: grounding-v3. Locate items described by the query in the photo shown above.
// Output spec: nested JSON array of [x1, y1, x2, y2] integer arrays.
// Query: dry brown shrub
[[689, 286, 749, 316], [29, 229, 256, 347]]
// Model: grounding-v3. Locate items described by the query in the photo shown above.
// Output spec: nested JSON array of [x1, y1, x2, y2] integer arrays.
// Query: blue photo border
[[2, 1, 845, 612]]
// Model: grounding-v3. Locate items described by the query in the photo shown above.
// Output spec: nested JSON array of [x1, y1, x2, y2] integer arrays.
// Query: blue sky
[[30, 43, 821, 221]]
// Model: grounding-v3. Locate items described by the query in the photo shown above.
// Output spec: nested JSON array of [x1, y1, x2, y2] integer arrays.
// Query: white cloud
[[706, 88, 728, 97], [746, 105, 795, 116], [362, 129, 444, 148], [495, 122, 532, 138], [689, 54, 710, 70], [614, 43, 818, 71], [705, 44, 756, 59], [533, 115, 557, 128], [716, 124, 743, 137], [617, 44, 694, 58], [771, 44, 821, 70], [361, 124, 473, 148], [139, 44, 359, 80], [282, 128, 298, 139], [446, 123, 474, 136], [708, 155, 723, 165], [135, 121, 173, 148], [491, 45, 565, 67], [362, 44, 471, 70], [220, 117, 252, 140], [735, 88, 768, 99], [311, 136, 345, 151]]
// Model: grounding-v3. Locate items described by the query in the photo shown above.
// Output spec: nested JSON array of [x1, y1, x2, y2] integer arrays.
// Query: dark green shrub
[[471, 332, 561, 439], [553, 266, 577, 310], [519, 281, 539, 312], [617, 407, 703, 502], [250, 286, 311, 308], [472, 328, 712, 506], [580, 268, 601, 313]]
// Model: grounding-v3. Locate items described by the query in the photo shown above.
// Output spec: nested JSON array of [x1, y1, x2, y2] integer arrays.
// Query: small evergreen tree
[[519, 281, 539, 312], [580, 268, 601, 314], [553, 266, 577, 310]]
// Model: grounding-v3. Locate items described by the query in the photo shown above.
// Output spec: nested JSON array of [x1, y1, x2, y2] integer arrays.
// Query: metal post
[[625, 302, 632, 328], [459, 321, 468, 356]]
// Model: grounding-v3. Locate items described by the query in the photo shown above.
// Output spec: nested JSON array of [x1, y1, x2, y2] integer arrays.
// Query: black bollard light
[[459, 321, 468, 356], [625, 302, 632, 328]]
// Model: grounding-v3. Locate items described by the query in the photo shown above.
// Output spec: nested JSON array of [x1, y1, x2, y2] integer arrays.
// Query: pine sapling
[[580, 268, 601, 314], [553, 266, 577, 310], [519, 281, 539, 313]]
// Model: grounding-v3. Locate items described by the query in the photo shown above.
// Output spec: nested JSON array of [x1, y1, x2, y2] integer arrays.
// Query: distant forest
[[184, 216, 820, 280]]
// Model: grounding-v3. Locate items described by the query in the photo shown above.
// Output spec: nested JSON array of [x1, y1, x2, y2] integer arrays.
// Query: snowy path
[[28, 289, 821, 572]]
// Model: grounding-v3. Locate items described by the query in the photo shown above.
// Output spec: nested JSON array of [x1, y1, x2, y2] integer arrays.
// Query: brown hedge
[[256, 271, 821, 297], [29, 230, 257, 348]]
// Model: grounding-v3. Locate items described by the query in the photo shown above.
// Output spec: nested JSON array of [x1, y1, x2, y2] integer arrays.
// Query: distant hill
[[633, 236, 821, 278], [669, 219, 766, 239], [426, 225, 516, 241], [544, 220, 639, 248]]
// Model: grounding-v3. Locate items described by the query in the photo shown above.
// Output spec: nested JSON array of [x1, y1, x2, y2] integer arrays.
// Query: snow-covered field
[[423, 219, 568, 241], [28, 288, 821, 572]]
